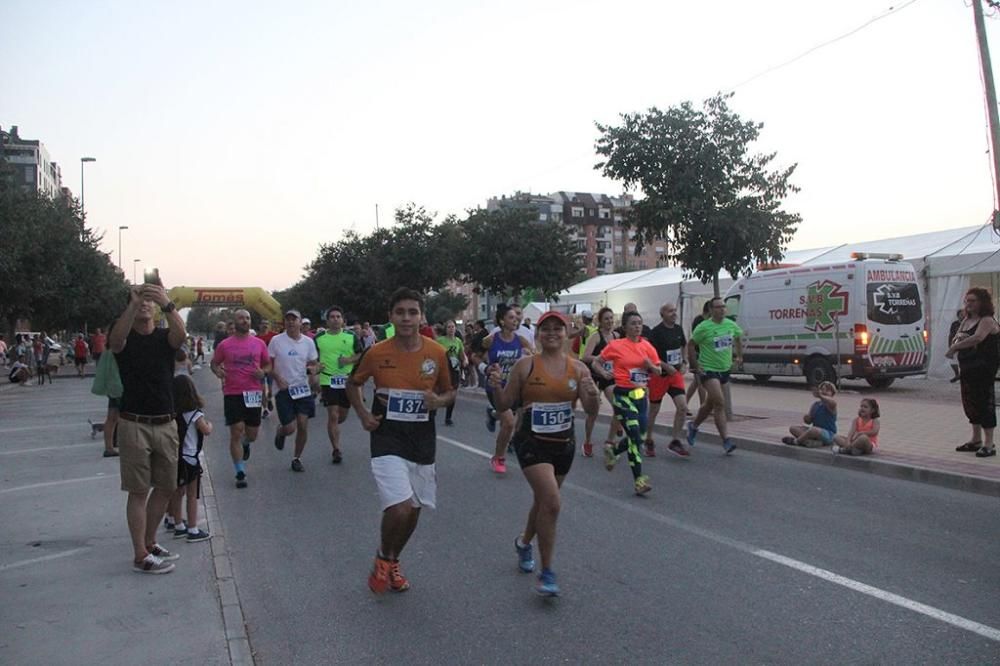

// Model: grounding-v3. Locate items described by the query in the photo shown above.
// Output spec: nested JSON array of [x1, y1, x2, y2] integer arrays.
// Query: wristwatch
[[162, 301, 177, 313]]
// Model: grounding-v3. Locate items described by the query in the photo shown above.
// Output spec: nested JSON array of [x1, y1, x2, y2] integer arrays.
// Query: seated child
[[832, 398, 880, 456], [782, 381, 837, 448]]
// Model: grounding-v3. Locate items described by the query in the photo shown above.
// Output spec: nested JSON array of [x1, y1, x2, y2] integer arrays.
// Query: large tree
[[595, 92, 800, 295]]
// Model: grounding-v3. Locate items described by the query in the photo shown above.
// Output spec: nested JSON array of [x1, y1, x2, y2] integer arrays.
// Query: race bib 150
[[531, 402, 573, 434]]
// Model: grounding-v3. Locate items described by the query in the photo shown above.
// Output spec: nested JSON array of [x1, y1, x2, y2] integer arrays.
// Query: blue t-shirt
[[810, 400, 837, 434]]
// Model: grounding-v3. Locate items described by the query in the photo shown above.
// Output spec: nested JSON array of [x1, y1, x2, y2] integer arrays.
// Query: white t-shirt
[[268, 332, 318, 388], [180, 409, 204, 463]]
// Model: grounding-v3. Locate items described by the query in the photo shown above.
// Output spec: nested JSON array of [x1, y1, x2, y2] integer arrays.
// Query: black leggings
[[445, 370, 460, 421], [960, 371, 997, 429]]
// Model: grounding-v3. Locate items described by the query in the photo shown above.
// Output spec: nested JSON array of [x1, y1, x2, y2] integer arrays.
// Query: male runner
[[211, 309, 271, 488], [347, 288, 454, 594], [269, 309, 320, 472], [687, 297, 743, 454], [315, 305, 362, 464], [646, 303, 690, 458]]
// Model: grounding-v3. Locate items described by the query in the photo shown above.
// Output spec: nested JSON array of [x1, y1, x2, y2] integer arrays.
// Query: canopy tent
[[553, 269, 658, 310]]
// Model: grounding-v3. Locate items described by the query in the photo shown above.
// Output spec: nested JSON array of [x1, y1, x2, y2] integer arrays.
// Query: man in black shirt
[[110, 282, 187, 574], [647, 302, 690, 458]]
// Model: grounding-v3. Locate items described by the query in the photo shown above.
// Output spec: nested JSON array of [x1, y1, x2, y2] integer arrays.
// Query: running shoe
[[291, 458, 305, 472], [643, 440, 655, 457], [831, 444, 842, 455], [686, 421, 698, 447], [666, 440, 690, 458], [186, 528, 211, 543], [173, 525, 188, 539], [241, 435, 251, 461], [781, 436, 797, 446], [723, 438, 737, 455], [261, 408, 270, 420], [368, 555, 391, 595], [486, 408, 497, 433], [164, 517, 175, 531], [147, 544, 180, 561], [490, 456, 507, 474], [133, 553, 174, 574], [274, 432, 286, 451], [515, 536, 535, 573], [235, 471, 247, 489], [603, 443, 618, 471], [634, 475, 652, 495], [332, 449, 343, 465], [445, 419, 454, 426], [536, 568, 560, 597], [388, 560, 410, 592], [976, 446, 997, 458], [582, 442, 594, 457]]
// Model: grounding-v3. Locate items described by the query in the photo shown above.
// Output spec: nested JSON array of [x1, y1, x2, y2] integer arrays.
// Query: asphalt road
[[195, 372, 1000, 665]]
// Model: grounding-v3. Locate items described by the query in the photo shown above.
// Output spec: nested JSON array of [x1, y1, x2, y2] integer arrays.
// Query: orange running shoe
[[368, 554, 391, 595], [388, 560, 410, 592]]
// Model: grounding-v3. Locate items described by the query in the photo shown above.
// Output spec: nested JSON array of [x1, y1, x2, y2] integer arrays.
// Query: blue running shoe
[[536, 568, 559, 597], [515, 536, 535, 573], [486, 408, 497, 433], [686, 421, 698, 447], [723, 438, 737, 455]]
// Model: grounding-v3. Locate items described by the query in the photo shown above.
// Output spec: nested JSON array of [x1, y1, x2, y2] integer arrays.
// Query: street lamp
[[80, 157, 96, 218], [133, 259, 141, 284], [118, 225, 128, 270]]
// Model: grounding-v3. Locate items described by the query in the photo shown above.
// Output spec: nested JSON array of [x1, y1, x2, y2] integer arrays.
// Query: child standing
[[832, 398, 880, 456], [782, 381, 838, 448], [167, 375, 213, 542]]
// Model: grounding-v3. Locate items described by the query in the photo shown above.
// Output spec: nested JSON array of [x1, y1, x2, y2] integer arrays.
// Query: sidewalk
[[0, 375, 236, 664], [461, 373, 1000, 497]]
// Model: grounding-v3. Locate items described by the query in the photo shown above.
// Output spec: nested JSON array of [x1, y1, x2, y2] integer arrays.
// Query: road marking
[[0, 548, 89, 572], [0, 424, 83, 434], [0, 443, 96, 455], [437, 435, 1000, 644], [0, 474, 113, 494]]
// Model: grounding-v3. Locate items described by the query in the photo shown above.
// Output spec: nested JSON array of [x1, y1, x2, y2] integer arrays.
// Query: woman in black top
[[946, 287, 1000, 457]]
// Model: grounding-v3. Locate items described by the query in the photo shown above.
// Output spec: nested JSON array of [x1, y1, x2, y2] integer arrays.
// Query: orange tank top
[[519, 355, 578, 440], [855, 417, 878, 446], [521, 355, 578, 405]]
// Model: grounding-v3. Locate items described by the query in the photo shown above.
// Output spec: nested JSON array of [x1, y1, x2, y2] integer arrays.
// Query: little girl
[[832, 398, 880, 456], [167, 375, 213, 542]]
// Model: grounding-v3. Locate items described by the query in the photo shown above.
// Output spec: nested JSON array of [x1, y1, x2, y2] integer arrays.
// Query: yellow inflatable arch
[[168, 287, 283, 323]]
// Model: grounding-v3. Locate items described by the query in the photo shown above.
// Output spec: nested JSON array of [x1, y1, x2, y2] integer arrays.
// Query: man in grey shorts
[[110, 280, 187, 574]]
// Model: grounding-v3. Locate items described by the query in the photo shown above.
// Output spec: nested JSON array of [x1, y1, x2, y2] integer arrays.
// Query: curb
[[457, 390, 1000, 498], [201, 459, 255, 665]]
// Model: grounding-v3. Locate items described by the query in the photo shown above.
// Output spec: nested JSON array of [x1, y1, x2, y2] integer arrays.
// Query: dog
[[88, 419, 105, 439]]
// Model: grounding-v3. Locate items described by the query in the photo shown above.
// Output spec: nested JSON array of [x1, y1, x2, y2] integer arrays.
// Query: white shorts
[[370, 455, 437, 512]]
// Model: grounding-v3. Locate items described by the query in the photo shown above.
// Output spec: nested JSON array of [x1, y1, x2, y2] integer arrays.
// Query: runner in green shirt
[[686, 297, 743, 454], [436, 320, 467, 426], [315, 305, 363, 464]]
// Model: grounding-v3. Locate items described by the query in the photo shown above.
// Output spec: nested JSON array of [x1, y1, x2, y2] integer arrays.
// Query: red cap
[[536, 311, 569, 327]]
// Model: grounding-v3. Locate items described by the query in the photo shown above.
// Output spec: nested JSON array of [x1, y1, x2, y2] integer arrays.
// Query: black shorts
[[275, 389, 316, 425], [321, 386, 350, 409], [511, 430, 575, 477], [667, 386, 685, 398], [73, 358, 85, 367], [177, 459, 202, 495], [224, 394, 263, 427], [700, 371, 731, 385]]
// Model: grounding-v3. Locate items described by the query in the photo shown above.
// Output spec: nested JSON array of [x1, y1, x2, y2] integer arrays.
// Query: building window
[[599, 209, 610, 219], [539, 213, 548, 221], [571, 207, 584, 218]]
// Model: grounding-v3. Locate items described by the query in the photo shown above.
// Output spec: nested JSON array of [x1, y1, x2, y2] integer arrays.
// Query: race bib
[[329, 375, 347, 389], [629, 369, 649, 386], [449, 355, 460, 370], [665, 349, 682, 366], [386, 389, 428, 422], [289, 384, 311, 400], [242, 391, 262, 408], [531, 402, 573, 434], [714, 335, 733, 351]]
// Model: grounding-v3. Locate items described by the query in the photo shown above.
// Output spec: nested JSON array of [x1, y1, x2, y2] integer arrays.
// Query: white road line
[[0, 548, 89, 572], [0, 474, 113, 494], [436, 434, 1000, 644], [0, 443, 96, 455]]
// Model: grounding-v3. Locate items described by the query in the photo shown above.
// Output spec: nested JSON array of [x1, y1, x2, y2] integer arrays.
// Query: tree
[[455, 208, 580, 301], [595, 92, 801, 295], [425, 290, 469, 325]]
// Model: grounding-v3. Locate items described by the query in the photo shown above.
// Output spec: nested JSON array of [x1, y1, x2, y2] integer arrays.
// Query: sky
[[6, 0, 1000, 292]]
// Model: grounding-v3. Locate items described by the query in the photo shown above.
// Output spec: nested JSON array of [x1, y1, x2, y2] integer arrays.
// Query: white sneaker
[[831, 445, 841, 455], [133, 553, 175, 574]]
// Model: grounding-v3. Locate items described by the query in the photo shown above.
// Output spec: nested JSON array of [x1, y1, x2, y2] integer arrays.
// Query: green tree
[[595, 92, 801, 295], [455, 208, 579, 301], [425, 290, 469, 325]]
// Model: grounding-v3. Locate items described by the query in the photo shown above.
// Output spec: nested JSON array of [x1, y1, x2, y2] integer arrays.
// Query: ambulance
[[723, 253, 928, 388]]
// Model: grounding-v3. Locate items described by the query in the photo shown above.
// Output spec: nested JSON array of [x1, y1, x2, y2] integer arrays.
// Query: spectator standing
[[74, 334, 89, 378], [947, 287, 1000, 458]]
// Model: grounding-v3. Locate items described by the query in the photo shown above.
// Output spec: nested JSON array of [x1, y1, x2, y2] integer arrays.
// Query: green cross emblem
[[805, 280, 849, 332]]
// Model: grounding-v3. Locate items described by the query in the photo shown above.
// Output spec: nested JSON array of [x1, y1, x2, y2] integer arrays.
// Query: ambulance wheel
[[866, 377, 895, 389], [804, 357, 835, 386], [752, 374, 772, 383]]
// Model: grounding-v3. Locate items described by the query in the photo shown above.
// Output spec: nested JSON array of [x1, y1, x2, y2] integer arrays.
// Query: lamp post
[[80, 157, 96, 218], [133, 259, 141, 285], [118, 225, 128, 270]]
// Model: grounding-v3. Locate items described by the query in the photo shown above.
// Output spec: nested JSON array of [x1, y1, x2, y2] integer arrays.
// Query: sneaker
[[666, 440, 690, 458], [831, 444, 842, 455], [490, 456, 507, 474], [634, 475, 652, 495], [173, 525, 188, 539], [102, 449, 119, 458], [235, 471, 247, 489], [388, 560, 410, 592], [582, 442, 594, 457], [723, 438, 737, 455], [133, 553, 175, 574], [536, 568, 560, 597], [445, 418, 454, 426], [164, 517, 175, 531], [332, 449, 343, 464], [274, 432, 286, 451], [781, 436, 797, 446], [976, 446, 997, 458], [686, 421, 698, 447], [147, 543, 180, 561], [186, 528, 211, 543], [604, 443, 618, 471], [241, 435, 251, 461], [261, 408, 270, 420], [515, 536, 535, 573], [643, 441, 655, 457], [486, 408, 497, 433], [291, 458, 305, 472], [368, 555, 391, 595]]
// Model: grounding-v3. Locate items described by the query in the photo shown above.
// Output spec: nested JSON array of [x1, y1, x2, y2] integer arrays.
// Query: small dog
[[88, 419, 105, 439]]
